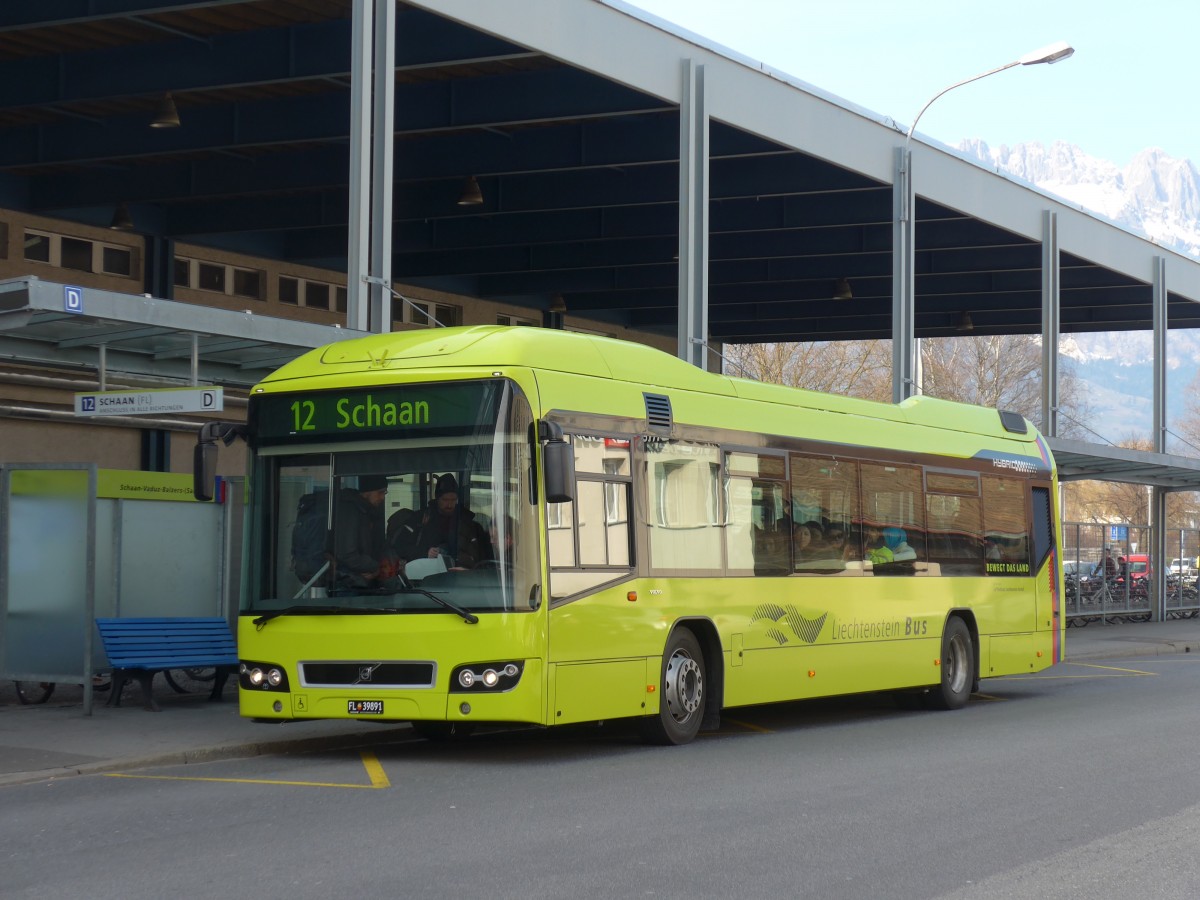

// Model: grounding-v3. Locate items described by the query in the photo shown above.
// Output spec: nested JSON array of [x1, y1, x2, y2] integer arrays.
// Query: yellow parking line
[[1069, 662, 1157, 676], [994, 661, 1157, 680], [360, 749, 391, 788], [719, 717, 774, 734], [103, 750, 391, 790]]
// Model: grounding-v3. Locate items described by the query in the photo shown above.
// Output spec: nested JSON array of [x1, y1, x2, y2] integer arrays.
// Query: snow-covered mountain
[[959, 139, 1200, 259], [956, 139, 1200, 446]]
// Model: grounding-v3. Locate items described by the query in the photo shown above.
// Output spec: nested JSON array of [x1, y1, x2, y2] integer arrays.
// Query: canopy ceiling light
[[457, 175, 483, 206], [956, 311, 975, 332], [832, 277, 853, 300], [150, 92, 181, 128], [109, 202, 134, 231]]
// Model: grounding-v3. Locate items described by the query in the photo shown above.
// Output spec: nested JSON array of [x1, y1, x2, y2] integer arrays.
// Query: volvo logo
[[355, 663, 382, 684]]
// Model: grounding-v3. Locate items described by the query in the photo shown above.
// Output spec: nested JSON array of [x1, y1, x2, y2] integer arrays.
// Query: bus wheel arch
[[641, 620, 719, 745], [927, 613, 977, 710]]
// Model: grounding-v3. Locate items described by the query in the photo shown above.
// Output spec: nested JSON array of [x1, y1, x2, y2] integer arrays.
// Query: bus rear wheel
[[641, 628, 705, 745], [927, 617, 974, 710]]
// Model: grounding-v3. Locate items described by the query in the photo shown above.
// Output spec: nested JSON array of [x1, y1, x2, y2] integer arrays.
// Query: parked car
[[1122, 553, 1150, 582], [1169, 557, 1197, 576]]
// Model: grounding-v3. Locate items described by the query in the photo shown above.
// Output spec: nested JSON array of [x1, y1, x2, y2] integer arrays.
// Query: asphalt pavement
[[2, 617, 1198, 788]]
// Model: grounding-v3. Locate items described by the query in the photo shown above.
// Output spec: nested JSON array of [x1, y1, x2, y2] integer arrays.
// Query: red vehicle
[[1121, 553, 1150, 582]]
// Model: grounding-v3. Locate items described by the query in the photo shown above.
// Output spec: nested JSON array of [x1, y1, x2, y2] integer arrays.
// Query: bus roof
[[257, 325, 1038, 445]]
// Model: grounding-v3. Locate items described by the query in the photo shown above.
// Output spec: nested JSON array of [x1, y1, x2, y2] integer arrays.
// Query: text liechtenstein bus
[[195, 326, 1063, 745]]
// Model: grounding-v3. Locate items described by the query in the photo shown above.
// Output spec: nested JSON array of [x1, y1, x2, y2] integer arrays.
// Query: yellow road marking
[[360, 750, 391, 788], [103, 750, 391, 790], [993, 661, 1158, 680], [719, 717, 773, 734], [972, 693, 1006, 701], [1068, 662, 1157, 676]]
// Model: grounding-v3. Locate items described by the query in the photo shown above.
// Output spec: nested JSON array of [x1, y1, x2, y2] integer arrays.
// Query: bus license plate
[[348, 700, 384, 715]]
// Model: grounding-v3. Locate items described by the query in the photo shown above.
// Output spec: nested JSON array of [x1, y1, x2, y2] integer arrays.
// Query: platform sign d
[[64, 285, 84, 314]]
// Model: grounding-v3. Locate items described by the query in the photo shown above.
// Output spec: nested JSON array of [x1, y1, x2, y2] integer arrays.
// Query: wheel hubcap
[[946, 633, 969, 693], [664, 650, 702, 723]]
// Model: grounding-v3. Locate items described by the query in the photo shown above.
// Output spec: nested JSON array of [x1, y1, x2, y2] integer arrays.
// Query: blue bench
[[95, 617, 238, 712]]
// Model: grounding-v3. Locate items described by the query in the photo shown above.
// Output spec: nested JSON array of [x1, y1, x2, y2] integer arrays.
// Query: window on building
[[60, 236, 93, 272], [24, 232, 51, 263], [279, 276, 299, 305], [101, 246, 133, 277], [304, 281, 331, 310], [25, 230, 138, 280], [198, 262, 226, 292], [277, 274, 342, 309], [498, 313, 538, 327], [404, 300, 461, 328], [232, 267, 262, 300]]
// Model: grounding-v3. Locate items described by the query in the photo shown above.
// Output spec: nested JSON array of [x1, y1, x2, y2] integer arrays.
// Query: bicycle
[[12, 672, 113, 705]]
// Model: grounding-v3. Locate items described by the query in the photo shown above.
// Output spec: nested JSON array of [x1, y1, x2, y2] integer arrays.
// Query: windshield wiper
[[252, 605, 397, 628], [253, 590, 478, 627], [396, 586, 479, 624]]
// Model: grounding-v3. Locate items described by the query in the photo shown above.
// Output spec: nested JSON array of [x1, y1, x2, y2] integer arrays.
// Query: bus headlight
[[450, 661, 524, 693], [239, 660, 290, 692]]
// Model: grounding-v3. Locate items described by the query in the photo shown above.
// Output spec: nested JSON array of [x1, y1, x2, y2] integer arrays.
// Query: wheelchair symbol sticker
[[64, 285, 84, 314]]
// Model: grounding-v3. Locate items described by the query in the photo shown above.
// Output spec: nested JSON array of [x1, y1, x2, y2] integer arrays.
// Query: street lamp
[[892, 40, 1074, 403]]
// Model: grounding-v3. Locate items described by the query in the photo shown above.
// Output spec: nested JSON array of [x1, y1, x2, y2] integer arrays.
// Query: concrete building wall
[[0, 208, 685, 477]]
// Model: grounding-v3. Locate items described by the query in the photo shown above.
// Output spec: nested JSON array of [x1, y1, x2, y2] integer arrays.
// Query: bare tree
[[724, 334, 1090, 437], [918, 335, 1092, 439], [722, 340, 892, 401]]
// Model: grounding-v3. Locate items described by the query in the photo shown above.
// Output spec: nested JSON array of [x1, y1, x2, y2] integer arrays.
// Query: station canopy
[[3, 0, 1200, 487]]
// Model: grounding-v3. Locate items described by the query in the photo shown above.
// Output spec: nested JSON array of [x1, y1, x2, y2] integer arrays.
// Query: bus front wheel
[[927, 617, 974, 711], [641, 628, 705, 745]]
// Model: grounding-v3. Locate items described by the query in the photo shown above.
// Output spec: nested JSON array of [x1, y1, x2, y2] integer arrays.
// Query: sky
[[624, 0, 1200, 167]]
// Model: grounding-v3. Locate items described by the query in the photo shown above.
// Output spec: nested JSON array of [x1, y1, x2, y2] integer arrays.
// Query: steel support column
[[677, 59, 708, 369], [368, 0, 395, 333], [346, 0, 372, 332], [1040, 210, 1061, 436], [892, 146, 915, 403], [1153, 256, 1168, 453], [1151, 255, 1169, 621]]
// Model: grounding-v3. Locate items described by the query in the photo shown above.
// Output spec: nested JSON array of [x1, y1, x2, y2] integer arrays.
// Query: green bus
[[196, 326, 1063, 745]]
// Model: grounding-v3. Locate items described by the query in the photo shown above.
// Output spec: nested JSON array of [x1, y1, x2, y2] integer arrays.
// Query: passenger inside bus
[[331, 474, 394, 587], [410, 473, 491, 570], [884, 527, 917, 561]]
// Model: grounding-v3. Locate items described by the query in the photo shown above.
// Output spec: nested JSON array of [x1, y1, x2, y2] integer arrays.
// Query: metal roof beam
[[0, 16, 533, 110], [29, 114, 730, 208], [0, 1, 245, 30], [1, 68, 668, 169]]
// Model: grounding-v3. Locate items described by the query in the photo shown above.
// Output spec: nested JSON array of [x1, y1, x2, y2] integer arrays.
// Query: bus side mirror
[[194, 440, 218, 501], [542, 439, 574, 503], [537, 420, 574, 503], [193, 422, 247, 501]]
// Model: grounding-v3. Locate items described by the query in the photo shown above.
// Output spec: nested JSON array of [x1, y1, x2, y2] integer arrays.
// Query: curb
[[0, 723, 418, 788]]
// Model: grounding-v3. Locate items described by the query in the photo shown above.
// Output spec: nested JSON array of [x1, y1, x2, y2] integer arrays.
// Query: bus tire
[[927, 617, 974, 711], [640, 628, 705, 746]]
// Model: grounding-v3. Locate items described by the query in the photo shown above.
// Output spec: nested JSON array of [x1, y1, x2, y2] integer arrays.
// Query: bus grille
[[300, 661, 435, 688]]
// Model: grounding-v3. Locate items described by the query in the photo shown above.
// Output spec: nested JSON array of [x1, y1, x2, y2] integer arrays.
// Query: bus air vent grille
[[300, 661, 435, 689], [644, 393, 673, 432]]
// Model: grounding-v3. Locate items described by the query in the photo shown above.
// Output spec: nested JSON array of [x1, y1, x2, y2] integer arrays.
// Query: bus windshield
[[244, 379, 538, 617]]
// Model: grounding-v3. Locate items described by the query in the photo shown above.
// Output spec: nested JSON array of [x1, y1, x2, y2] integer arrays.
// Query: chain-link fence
[[1062, 523, 1200, 625]]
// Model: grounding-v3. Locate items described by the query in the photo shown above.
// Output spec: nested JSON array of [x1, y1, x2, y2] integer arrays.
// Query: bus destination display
[[252, 381, 499, 442]]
